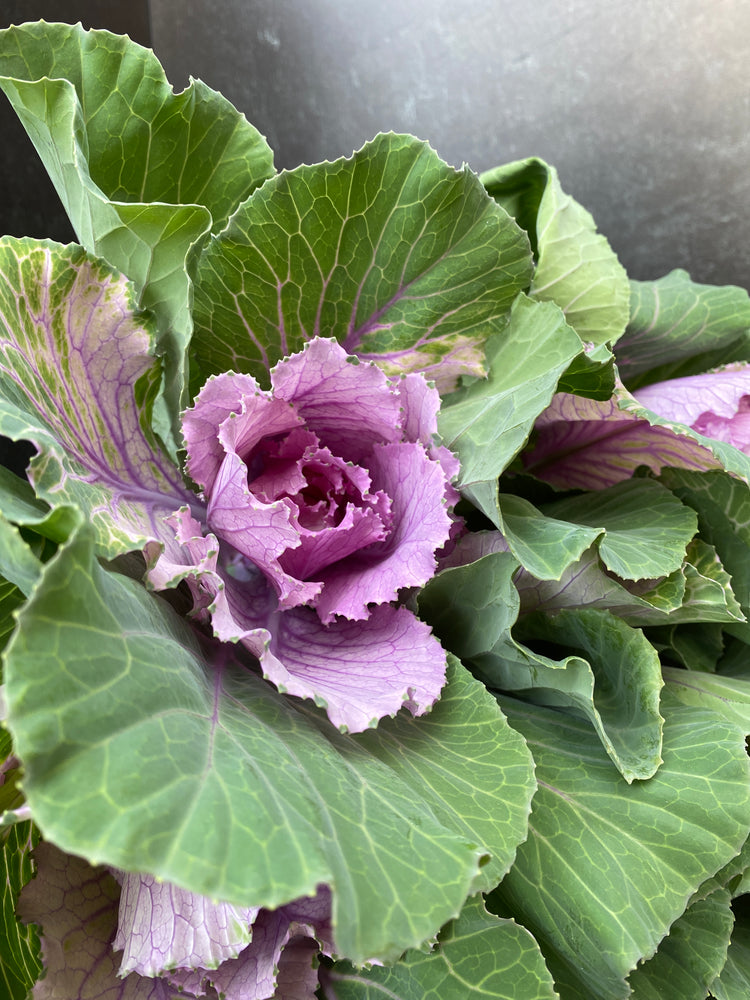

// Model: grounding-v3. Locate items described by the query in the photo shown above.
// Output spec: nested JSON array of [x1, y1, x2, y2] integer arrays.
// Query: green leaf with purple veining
[[190, 132, 533, 393], [0, 238, 192, 558], [0, 21, 275, 444]]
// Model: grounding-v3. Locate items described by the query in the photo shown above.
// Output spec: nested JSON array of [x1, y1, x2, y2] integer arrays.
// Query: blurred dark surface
[[148, 0, 750, 291], [1, 0, 749, 292], [0, 0, 151, 245]]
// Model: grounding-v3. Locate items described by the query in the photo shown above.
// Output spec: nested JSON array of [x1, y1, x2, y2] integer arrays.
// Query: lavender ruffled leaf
[[524, 382, 750, 490]]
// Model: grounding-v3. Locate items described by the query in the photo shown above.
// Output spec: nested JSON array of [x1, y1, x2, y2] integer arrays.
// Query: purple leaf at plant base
[[18, 840, 331, 1000], [160, 337, 458, 732], [523, 364, 750, 490]]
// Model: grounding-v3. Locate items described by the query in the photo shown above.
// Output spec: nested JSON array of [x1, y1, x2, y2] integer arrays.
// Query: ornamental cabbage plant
[[2, 20, 750, 1000]]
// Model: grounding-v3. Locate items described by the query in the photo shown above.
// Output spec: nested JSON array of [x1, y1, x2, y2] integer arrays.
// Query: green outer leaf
[[438, 293, 582, 494], [0, 515, 41, 597], [627, 889, 734, 1000], [512, 608, 664, 781], [481, 157, 630, 347], [658, 469, 750, 641], [542, 478, 698, 581], [358, 655, 536, 892], [191, 132, 533, 392], [0, 21, 274, 440], [2, 521, 537, 964], [0, 578, 24, 660], [711, 919, 750, 1000], [662, 667, 750, 733], [618, 269, 750, 387], [420, 554, 663, 781], [0, 466, 75, 544], [0, 822, 41, 999], [517, 535, 744, 628], [496, 493, 602, 581], [322, 894, 559, 1000], [492, 693, 750, 1000]]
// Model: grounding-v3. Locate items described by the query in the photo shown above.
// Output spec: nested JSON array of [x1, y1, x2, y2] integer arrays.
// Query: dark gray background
[[2, 0, 749, 290]]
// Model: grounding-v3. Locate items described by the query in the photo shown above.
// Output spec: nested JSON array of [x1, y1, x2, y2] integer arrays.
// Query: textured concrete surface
[[1, 1, 749, 291], [148, 0, 750, 290]]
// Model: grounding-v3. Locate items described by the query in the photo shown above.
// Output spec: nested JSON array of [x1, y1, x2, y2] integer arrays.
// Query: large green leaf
[[711, 917, 750, 1000], [322, 894, 559, 1000], [490, 691, 750, 1000], [358, 657, 535, 893], [627, 888, 734, 1000], [481, 157, 630, 347], [541, 478, 698, 581], [3, 521, 537, 964], [0, 577, 24, 660], [0, 21, 275, 441], [618, 269, 750, 388], [662, 667, 750, 733], [190, 132, 533, 393], [437, 293, 582, 499], [419, 553, 663, 781]]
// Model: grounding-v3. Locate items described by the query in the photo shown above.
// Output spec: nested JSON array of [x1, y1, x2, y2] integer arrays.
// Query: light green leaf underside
[[420, 552, 663, 781], [662, 667, 750, 733], [3, 522, 538, 964], [492, 693, 750, 1000], [481, 156, 630, 347], [0, 20, 274, 441], [618, 268, 750, 387], [711, 920, 750, 1000], [626, 888, 733, 1000], [191, 132, 533, 393], [0, 516, 42, 597], [438, 293, 582, 495], [496, 493, 602, 581], [542, 478, 698, 581], [324, 894, 559, 1000]]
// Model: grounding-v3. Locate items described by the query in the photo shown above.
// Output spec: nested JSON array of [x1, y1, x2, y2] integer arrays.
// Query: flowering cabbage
[[18, 841, 331, 1000], [155, 336, 458, 732]]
